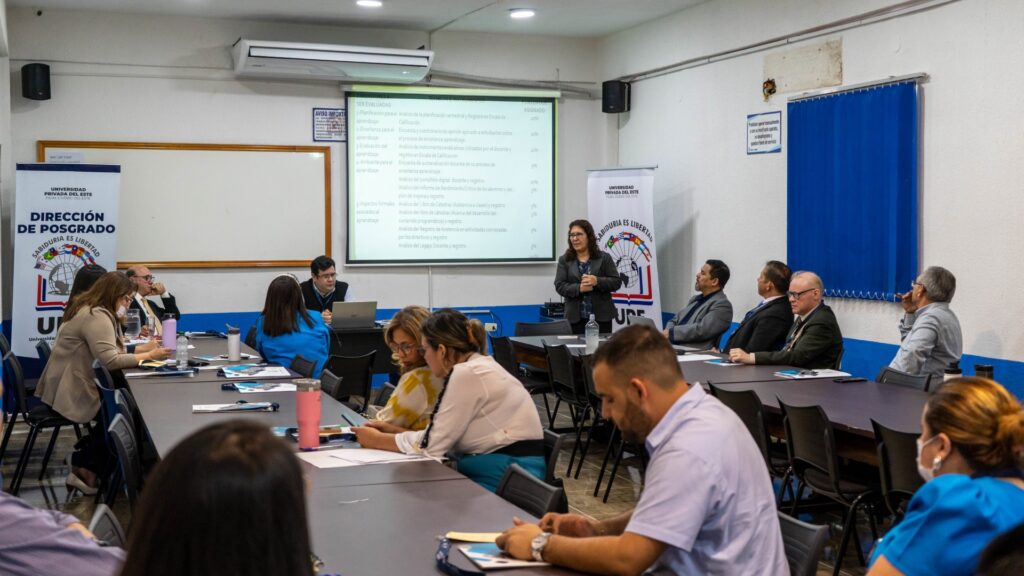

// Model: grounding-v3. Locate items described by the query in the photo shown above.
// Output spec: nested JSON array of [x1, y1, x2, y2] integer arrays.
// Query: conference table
[[128, 337, 578, 575], [510, 335, 929, 465]]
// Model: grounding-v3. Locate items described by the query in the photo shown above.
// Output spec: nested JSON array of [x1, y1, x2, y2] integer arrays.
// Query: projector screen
[[346, 86, 557, 265]]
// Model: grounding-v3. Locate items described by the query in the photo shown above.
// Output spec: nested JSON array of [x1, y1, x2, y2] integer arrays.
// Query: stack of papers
[[232, 382, 297, 393], [218, 364, 291, 379], [774, 369, 850, 379], [297, 449, 433, 468], [676, 354, 720, 363]]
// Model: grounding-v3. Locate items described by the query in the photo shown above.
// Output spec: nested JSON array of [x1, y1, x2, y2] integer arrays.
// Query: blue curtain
[[787, 81, 918, 301]]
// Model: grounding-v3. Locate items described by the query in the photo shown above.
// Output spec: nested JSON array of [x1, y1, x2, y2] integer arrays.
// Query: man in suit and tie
[[729, 271, 843, 369], [723, 261, 794, 353], [126, 265, 180, 337], [663, 259, 733, 349]]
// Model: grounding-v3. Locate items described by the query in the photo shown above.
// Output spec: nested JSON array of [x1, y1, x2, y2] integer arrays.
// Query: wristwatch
[[530, 531, 552, 562]]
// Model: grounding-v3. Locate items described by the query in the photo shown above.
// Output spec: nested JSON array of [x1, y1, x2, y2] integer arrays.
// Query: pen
[[340, 413, 356, 427]]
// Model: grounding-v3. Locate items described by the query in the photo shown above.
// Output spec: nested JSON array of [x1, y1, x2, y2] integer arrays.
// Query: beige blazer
[[35, 306, 139, 423]]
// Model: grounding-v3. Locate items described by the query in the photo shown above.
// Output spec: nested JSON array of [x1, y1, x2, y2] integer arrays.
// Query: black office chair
[[35, 340, 52, 364], [779, 511, 830, 576], [320, 369, 343, 398], [88, 503, 127, 548], [780, 399, 879, 576], [495, 463, 566, 519], [4, 352, 80, 495], [871, 419, 925, 522], [544, 343, 591, 476], [541, 430, 569, 512], [244, 325, 258, 349], [572, 354, 609, 480], [0, 332, 10, 356], [290, 354, 318, 378], [876, 367, 931, 392], [324, 351, 376, 412], [491, 335, 554, 428], [708, 382, 790, 498], [833, 348, 845, 371], [108, 413, 144, 513], [514, 320, 572, 337], [374, 383, 397, 406]]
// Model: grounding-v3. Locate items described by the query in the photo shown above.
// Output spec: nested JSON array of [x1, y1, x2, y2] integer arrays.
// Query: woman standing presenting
[[554, 219, 623, 334]]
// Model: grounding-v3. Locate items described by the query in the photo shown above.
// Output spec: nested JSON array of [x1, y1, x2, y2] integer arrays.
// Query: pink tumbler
[[295, 378, 322, 451]]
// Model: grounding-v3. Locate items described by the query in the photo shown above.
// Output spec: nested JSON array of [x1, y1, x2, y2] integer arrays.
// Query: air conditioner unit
[[231, 39, 433, 83]]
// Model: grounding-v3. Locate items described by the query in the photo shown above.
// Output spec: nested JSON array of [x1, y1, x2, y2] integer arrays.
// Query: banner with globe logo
[[11, 164, 120, 356], [586, 167, 661, 331]]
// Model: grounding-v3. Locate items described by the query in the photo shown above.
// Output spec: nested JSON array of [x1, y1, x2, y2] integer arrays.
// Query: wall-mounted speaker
[[22, 63, 51, 101], [602, 80, 630, 114]]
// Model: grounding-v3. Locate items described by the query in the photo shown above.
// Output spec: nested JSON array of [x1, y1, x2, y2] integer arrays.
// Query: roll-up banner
[[11, 164, 121, 357], [586, 167, 662, 331]]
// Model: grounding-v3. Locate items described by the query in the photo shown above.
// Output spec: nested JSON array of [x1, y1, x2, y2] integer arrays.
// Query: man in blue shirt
[[889, 265, 962, 381], [497, 325, 787, 575]]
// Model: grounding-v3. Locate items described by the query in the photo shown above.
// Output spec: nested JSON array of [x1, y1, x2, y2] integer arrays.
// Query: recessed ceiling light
[[509, 8, 536, 19], [356, 0, 383, 8]]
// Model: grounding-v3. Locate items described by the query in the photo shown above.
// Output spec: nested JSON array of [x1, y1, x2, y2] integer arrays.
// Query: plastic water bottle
[[585, 314, 599, 354], [176, 334, 189, 369]]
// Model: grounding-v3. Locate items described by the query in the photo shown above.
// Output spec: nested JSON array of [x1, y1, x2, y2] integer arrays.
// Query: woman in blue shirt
[[254, 274, 331, 376], [868, 377, 1024, 576]]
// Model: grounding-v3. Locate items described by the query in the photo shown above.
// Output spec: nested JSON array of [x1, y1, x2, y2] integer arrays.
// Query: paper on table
[[774, 369, 850, 379], [446, 532, 501, 543], [705, 359, 742, 367], [234, 382, 297, 393], [565, 344, 586, 348], [556, 335, 577, 339], [460, 543, 550, 569], [330, 449, 433, 465], [676, 354, 720, 362], [296, 451, 361, 469]]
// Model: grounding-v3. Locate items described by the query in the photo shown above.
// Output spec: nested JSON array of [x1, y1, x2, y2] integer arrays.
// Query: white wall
[[600, 0, 1024, 361], [2, 8, 608, 317]]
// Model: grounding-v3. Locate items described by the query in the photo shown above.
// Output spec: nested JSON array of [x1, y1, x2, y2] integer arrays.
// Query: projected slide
[[346, 88, 556, 265]]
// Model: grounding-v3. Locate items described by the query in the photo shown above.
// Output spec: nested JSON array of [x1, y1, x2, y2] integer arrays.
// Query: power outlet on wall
[[484, 322, 498, 333]]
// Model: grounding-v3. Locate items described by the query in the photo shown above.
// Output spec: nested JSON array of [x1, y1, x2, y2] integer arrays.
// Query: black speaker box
[[602, 80, 630, 113], [22, 63, 51, 101]]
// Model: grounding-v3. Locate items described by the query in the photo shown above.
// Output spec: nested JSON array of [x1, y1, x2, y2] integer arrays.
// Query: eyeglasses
[[120, 294, 134, 303], [435, 538, 485, 576], [568, 232, 585, 239], [786, 288, 817, 300], [317, 273, 337, 280], [911, 280, 924, 290], [389, 343, 418, 354], [140, 275, 155, 282]]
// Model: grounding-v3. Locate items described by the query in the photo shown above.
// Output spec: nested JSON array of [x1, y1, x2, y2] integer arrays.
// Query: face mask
[[117, 306, 127, 318], [916, 435, 942, 481]]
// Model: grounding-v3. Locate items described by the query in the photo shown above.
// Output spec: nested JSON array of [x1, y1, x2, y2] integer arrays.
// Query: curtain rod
[[788, 73, 928, 102]]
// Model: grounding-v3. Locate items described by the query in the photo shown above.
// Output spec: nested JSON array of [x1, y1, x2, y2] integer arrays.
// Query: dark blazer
[[755, 303, 843, 370], [724, 296, 794, 353], [554, 251, 623, 323], [129, 293, 180, 326], [300, 278, 350, 313]]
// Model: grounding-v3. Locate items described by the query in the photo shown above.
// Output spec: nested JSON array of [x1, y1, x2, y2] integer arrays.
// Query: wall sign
[[747, 111, 782, 154], [313, 108, 346, 142]]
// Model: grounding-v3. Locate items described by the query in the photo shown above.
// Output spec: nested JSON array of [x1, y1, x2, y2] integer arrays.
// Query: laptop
[[330, 301, 378, 329]]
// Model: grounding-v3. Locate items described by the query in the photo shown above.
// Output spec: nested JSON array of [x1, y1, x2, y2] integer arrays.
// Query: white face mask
[[117, 306, 127, 318], [916, 435, 942, 481]]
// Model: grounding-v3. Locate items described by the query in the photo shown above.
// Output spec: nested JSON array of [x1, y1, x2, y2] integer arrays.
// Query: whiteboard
[[37, 141, 331, 268]]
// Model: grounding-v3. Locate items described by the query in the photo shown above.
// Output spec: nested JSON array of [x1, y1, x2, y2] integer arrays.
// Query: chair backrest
[[578, 354, 603, 412], [543, 343, 584, 405], [320, 369, 343, 398], [778, 511, 830, 576], [496, 463, 566, 518], [876, 366, 932, 392], [290, 354, 318, 378], [374, 382, 397, 406], [871, 418, 925, 518], [113, 388, 143, 444], [778, 399, 842, 496], [514, 320, 572, 337], [3, 352, 31, 416], [489, 335, 519, 376], [244, 325, 257, 349], [833, 347, 845, 370], [88, 503, 127, 548], [709, 383, 771, 470], [0, 332, 10, 357], [324, 351, 376, 411], [35, 339, 52, 364], [108, 413, 143, 511], [542, 429, 565, 486]]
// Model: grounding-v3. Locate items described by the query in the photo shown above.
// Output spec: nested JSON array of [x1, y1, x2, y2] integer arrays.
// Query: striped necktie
[[784, 317, 805, 352]]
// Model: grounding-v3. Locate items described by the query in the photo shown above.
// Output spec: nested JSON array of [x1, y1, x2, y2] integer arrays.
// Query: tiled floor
[[3, 396, 879, 575]]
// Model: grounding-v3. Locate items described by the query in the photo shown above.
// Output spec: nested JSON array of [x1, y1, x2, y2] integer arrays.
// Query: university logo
[[33, 241, 98, 311], [602, 227, 655, 307]]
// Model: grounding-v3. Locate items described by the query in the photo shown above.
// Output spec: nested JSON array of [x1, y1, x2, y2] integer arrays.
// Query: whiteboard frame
[[37, 140, 331, 269]]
